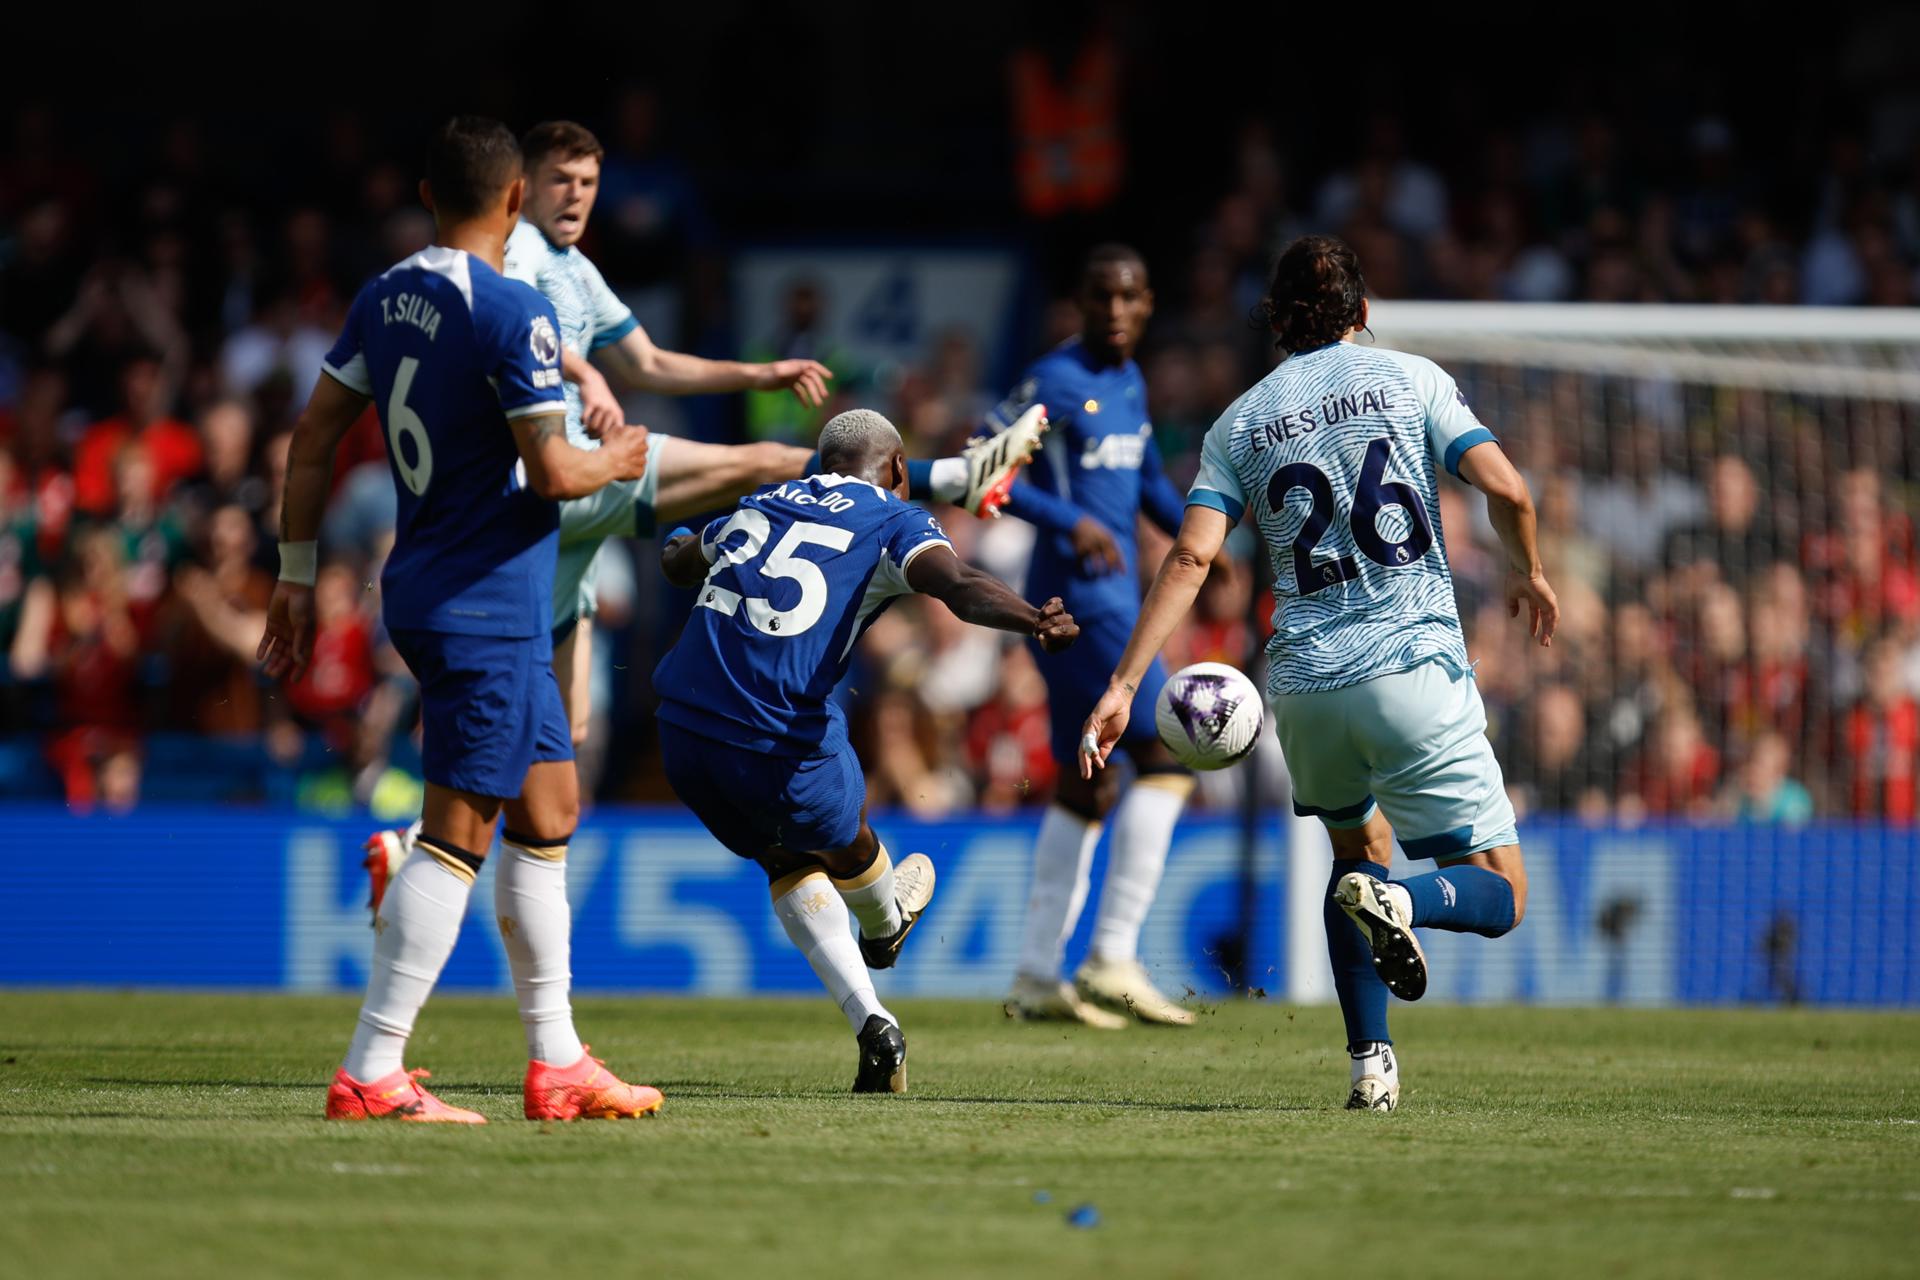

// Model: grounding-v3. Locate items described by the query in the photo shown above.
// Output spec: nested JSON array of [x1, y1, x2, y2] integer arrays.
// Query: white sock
[[343, 847, 474, 1081], [1014, 806, 1102, 982], [833, 846, 901, 940], [495, 835, 586, 1067], [929, 456, 968, 503], [1350, 1041, 1399, 1087], [772, 870, 892, 1033], [1089, 776, 1192, 964]]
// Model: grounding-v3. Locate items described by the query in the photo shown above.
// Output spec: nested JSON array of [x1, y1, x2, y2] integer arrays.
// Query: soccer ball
[[1154, 662, 1263, 771]]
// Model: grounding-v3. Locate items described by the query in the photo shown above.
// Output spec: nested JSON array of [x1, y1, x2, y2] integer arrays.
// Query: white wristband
[[277, 540, 318, 586]]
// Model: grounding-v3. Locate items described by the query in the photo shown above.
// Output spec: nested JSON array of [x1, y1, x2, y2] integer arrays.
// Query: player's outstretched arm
[[258, 373, 368, 682], [598, 326, 831, 405], [905, 544, 1078, 650], [1080, 504, 1231, 777], [1457, 441, 1558, 647], [511, 411, 650, 501]]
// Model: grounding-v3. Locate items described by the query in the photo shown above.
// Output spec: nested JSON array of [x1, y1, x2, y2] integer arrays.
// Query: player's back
[[653, 475, 950, 755], [323, 246, 565, 638], [1190, 341, 1495, 695], [991, 339, 1153, 621]]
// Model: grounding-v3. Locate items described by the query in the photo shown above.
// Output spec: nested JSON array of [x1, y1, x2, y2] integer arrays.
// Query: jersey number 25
[[698, 510, 854, 637]]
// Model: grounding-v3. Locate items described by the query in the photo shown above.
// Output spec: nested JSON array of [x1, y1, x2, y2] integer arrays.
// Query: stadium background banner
[[1, 810, 1913, 1007]]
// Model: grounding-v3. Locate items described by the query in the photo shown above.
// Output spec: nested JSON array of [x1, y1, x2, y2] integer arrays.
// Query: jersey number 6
[[1266, 436, 1434, 595], [697, 509, 855, 638], [386, 356, 435, 496]]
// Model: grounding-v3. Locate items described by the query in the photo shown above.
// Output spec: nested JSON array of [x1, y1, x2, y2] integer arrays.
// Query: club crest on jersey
[[529, 315, 560, 366]]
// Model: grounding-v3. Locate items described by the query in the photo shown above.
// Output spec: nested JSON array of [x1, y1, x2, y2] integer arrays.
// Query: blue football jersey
[[653, 475, 952, 756], [988, 339, 1186, 623], [321, 247, 566, 638]]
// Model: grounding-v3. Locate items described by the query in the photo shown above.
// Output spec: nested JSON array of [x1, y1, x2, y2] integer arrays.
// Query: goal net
[[1278, 303, 1920, 1008]]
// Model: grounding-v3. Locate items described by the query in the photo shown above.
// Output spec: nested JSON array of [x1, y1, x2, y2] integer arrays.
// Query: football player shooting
[[653, 409, 1079, 1092], [1080, 235, 1555, 1111], [261, 117, 660, 1125]]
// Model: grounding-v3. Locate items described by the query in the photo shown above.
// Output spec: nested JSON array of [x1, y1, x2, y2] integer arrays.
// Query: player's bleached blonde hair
[[817, 409, 902, 470]]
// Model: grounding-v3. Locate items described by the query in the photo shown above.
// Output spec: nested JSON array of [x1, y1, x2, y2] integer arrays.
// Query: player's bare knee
[[1053, 770, 1114, 823], [756, 442, 809, 484]]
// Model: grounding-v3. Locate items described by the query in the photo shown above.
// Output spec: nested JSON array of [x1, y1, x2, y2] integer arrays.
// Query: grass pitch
[[1, 993, 1915, 1279]]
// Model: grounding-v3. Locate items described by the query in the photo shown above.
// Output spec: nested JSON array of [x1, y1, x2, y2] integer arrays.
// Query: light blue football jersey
[[503, 220, 639, 449], [652, 475, 952, 756], [1187, 341, 1496, 696]]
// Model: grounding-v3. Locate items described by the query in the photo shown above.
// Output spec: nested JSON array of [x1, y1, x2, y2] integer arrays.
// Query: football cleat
[[1074, 957, 1196, 1027], [852, 1014, 907, 1094], [1004, 974, 1128, 1029], [1345, 1075, 1400, 1112], [857, 853, 936, 970], [362, 820, 420, 920], [959, 404, 1048, 518], [325, 1066, 487, 1124], [524, 1047, 663, 1120], [1335, 873, 1429, 1001]]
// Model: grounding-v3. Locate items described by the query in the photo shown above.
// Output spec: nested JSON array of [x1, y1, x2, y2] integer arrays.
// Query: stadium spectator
[[1839, 636, 1919, 821], [1726, 730, 1815, 826], [1622, 702, 1722, 820], [72, 355, 200, 517]]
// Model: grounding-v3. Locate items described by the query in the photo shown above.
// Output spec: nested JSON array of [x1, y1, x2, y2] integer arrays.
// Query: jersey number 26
[[1267, 436, 1433, 595]]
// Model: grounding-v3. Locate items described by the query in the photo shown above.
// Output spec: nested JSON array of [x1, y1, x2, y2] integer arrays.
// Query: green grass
[[1, 993, 1916, 1279]]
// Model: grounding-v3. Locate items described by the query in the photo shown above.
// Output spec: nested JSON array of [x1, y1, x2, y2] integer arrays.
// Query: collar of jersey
[[1288, 341, 1343, 359], [806, 472, 893, 500]]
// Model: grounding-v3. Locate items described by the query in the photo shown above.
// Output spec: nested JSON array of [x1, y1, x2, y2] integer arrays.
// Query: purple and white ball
[[1153, 662, 1264, 771]]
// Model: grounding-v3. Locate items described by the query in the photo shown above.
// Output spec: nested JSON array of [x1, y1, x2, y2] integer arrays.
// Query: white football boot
[[959, 404, 1048, 518], [1335, 873, 1429, 1001], [361, 819, 422, 921], [1074, 957, 1197, 1026], [1345, 1042, 1401, 1112], [1004, 974, 1128, 1029]]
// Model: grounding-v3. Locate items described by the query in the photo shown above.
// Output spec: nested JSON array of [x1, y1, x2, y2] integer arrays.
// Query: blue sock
[[1397, 866, 1516, 937], [905, 458, 934, 501], [1325, 860, 1391, 1053]]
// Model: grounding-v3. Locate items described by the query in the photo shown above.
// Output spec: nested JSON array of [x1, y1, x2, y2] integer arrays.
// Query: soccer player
[[993, 244, 1200, 1028], [653, 409, 1079, 1092], [1080, 235, 1556, 1111], [507, 119, 1043, 748], [261, 117, 661, 1124]]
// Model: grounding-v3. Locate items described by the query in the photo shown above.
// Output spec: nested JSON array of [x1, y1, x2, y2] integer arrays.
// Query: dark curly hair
[[1256, 235, 1367, 354]]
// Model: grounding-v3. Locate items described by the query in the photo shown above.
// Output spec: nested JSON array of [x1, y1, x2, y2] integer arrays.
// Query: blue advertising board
[[1, 810, 1912, 1007]]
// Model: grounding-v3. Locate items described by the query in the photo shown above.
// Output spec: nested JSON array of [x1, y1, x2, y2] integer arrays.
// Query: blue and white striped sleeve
[[1186, 414, 1247, 524], [1413, 355, 1496, 477]]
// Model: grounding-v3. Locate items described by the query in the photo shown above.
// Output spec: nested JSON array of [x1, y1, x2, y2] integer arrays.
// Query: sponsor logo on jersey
[[1080, 425, 1150, 471]]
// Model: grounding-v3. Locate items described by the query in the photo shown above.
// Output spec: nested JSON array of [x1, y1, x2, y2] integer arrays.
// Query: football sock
[[343, 842, 477, 1081], [495, 830, 586, 1067], [1350, 1040, 1399, 1088], [1015, 805, 1102, 981], [1325, 859, 1392, 1053], [772, 869, 893, 1033], [832, 845, 902, 940], [1088, 774, 1193, 964], [1396, 865, 1517, 937]]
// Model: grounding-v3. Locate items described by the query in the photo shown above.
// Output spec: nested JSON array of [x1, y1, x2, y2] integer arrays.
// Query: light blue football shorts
[[550, 433, 673, 629], [1269, 654, 1518, 860]]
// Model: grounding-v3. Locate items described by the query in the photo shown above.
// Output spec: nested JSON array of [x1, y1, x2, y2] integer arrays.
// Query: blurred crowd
[[2, 80, 1917, 821]]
